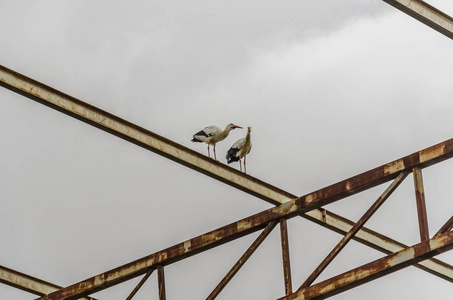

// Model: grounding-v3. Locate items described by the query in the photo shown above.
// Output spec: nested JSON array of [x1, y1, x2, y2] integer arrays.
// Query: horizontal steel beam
[[0, 265, 95, 300], [280, 230, 453, 300], [382, 0, 453, 39], [39, 138, 453, 300]]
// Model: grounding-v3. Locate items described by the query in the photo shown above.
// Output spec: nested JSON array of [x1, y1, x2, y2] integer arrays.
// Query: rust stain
[[384, 159, 405, 175]]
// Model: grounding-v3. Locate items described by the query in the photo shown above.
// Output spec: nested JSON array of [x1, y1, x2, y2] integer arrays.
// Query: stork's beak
[[233, 125, 243, 129]]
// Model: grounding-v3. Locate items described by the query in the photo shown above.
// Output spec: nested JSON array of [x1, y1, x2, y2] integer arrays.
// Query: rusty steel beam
[[0, 64, 293, 206], [299, 172, 409, 289], [0, 265, 61, 296], [3, 66, 453, 296], [280, 230, 453, 300], [303, 209, 453, 283], [279, 219, 293, 295], [38, 135, 453, 300], [157, 266, 166, 300], [125, 269, 154, 300], [413, 167, 430, 241], [3, 64, 453, 286], [0, 266, 96, 300], [435, 215, 453, 237], [382, 0, 453, 39], [207, 221, 278, 300]]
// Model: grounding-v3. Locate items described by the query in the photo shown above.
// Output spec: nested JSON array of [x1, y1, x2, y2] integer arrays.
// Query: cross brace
[[2, 65, 453, 298], [280, 230, 453, 299]]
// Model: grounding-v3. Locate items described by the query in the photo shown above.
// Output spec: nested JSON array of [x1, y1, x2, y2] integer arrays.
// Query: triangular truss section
[[1, 2, 453, 299]]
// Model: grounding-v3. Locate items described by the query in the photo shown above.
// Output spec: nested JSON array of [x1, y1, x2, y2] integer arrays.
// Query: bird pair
[[192, 123, 252, 173]]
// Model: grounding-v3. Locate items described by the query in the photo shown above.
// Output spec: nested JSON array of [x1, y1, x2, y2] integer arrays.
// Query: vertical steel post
[[157, 266, 166, 300], [413, 167, 430, 241], [279, 219, 292, 295]]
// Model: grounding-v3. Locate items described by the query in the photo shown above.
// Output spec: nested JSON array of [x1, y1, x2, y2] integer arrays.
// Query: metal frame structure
[[1, 1, 453, 299]]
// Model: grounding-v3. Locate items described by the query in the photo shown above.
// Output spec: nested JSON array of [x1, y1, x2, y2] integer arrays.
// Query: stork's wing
[[201, 125, 221, 137], [231, 137, 245, 149]]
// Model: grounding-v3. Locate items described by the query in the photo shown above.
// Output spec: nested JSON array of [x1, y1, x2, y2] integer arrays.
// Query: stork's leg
[[244, 156, 247, 174], [213, 144, 217, 161], [239, 158, 242, 172], [207, 145, 210, 158]]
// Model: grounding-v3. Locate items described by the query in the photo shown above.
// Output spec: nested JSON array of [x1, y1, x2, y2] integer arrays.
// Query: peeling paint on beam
[[0, 266, 95, 300], [279, 230, 453, 300], [0, 265, 60, 296], [39, 160, 453, 300], [0, 64, 293, 206], [382, 0, 453, 39], [3, 65, 453, 297], [303, 209, 453, 283], [298, 139, 453, 210]]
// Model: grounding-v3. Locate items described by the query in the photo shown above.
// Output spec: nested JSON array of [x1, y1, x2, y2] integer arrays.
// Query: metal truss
[[1, 1, 452, 299], [3, 65, 453, 299]]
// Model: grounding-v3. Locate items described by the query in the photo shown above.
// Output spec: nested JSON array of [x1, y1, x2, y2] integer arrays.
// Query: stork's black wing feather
[[226, 147, 240, 164]]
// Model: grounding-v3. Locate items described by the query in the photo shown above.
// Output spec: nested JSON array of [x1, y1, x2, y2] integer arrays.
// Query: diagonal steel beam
[[279, 230, 453, 300], [0, 64, 293, 206], [38, 138, 453, 300], [0, 265, 95, 300], [303, 209, 453, 283], [2, 65, 453, 295], [125, 269, 154, 300], [382, 0, 453, 39], [206, 221, 278, 300], [299, 172, 409, 289]]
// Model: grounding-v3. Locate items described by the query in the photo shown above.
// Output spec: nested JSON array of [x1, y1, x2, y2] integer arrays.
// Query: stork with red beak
[[192, 123, 242, 160], [226, 126, 252, 173]]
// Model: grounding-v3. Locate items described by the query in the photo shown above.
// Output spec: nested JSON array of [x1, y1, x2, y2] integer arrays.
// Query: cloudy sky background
[[1, 1, 453, 299]]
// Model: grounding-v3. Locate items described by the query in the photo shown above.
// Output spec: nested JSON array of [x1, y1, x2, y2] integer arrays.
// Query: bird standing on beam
[[226, 126, 252, 173], [192, 123, 242, 160]]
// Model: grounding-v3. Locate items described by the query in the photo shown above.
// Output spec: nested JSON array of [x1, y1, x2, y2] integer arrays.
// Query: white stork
[[226, 126, 252, 173], [192, 123, 242, 160]]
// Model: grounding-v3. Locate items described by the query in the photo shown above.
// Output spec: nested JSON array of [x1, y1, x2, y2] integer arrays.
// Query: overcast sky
[[1, 1, 453, 299]]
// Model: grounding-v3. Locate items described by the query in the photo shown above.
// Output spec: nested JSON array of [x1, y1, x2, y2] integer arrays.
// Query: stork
[[226, 126, 252, 173], [191, 123, 242, 160]]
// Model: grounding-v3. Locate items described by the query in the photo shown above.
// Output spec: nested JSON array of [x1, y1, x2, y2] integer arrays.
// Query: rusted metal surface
[[0, 64, 293, 206], [206, 221, 277, 300], [303, 209, 453, 283], [382, 0, 453, 39], [280, 230, 453, 300], [279, 219, 292, 295], [37, 138, 453, 300], [3, 65, 453, 294], [157, 266, 166, 300], [0, 265, 95, 300], [125, 269, 154, 300], [0, 265, 60, 296], [297, 139, 453, 211], [435, 215, 453, 237], [413, 167, 430, 241], [299, 172, 409, 289]]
